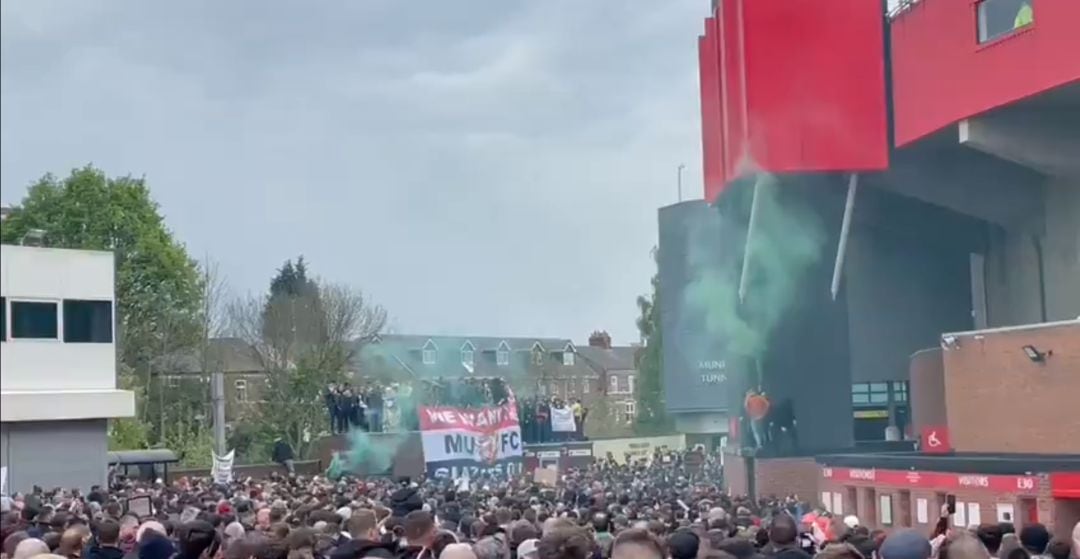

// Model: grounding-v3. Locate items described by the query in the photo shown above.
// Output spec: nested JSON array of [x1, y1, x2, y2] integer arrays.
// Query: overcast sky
[[1, 0, 706, 345]]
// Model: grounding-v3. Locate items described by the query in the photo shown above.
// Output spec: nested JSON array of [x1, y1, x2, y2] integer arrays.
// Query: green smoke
[[341, 428, 406, 477], [683, 173, 827, 366]]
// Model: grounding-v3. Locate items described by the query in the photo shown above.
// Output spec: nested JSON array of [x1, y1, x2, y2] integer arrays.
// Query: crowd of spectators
[[1, 449, 1078, 559]]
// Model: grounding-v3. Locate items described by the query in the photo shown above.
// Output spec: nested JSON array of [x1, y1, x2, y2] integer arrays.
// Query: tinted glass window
[[11, 301, 59, 339], [64, 300, 114, 343], [978, 0, 1033, 43]]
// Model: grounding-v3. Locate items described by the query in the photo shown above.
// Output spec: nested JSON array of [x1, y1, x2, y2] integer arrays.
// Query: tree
[[1, 167, 204, 440], [227, 258, 386, 459], [635, 249, 674, 435]]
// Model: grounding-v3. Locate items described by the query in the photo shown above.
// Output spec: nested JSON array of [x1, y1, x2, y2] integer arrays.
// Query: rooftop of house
[[355, 334, 595, 381]]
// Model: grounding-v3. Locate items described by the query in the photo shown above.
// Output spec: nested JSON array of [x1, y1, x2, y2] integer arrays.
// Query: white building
[[1, 245, 135, 492]]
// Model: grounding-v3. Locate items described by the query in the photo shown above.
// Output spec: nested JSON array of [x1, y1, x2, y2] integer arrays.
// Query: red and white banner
[[419, 401, 523, 477], [822, 466, 1039, 495]]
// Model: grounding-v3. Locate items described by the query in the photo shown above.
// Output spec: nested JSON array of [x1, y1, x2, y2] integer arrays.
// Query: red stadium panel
[[698, 21, 724, 198], [891, 0, 1080, 146], [699, 0, 889, 202]]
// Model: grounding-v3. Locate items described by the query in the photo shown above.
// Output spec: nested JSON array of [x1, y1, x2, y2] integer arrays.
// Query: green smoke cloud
[[683, 173, 827, 365]]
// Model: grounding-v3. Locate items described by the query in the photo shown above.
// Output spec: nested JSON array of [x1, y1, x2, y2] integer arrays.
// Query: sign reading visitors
[[419, 400, 523, 478], [822, 466, 1038, 494]]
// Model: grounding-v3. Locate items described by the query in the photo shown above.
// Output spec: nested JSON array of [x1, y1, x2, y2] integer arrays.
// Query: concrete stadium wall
[[984, 176, 1079, 326]]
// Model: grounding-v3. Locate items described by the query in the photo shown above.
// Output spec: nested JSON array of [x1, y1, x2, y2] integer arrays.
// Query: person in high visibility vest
[[1014, 1, 1033, 29], [744, 389, 771, 449]]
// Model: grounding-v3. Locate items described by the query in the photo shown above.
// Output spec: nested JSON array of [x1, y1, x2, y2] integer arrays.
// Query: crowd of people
[[2, 449, 1079, 559], [322, 379, 589, 443]]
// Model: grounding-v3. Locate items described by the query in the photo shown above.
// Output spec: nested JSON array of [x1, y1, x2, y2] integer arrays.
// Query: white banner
[[421, 427, 522, 463], [211, 450, 235, 484], [550, 406, 576, 432]]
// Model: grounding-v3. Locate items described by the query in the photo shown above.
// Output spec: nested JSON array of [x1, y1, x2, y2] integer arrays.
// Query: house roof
[[577, 345, 638, 372], [355, 334, 593, 381], [156, 337, 264, 374]]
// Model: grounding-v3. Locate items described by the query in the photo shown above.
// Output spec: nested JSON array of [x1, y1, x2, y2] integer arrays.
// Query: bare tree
[[226, 281, 386, 458]]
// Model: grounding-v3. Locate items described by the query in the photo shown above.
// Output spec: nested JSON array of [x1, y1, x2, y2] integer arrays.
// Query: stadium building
[[657, 0, 1079, 536]]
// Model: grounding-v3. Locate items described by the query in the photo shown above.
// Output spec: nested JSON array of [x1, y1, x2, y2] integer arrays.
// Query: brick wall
[[724, 451, 749, 496], [755, 457, 820, 501], [168, 460, 321, 482], [722, 453, 818, 501], [909, 347, 946, 433], [943, 321, 1080, 454], [818, 470, 1068, 534]]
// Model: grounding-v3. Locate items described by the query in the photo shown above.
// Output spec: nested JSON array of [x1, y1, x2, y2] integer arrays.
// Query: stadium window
[[892, 381, 909, 403], [977, 0, 1033, 44], [852, 383, 871, 405], [63, 300, 113, 343], [562, 351, 574, 366], [11, 300, 59, 339], [869, 382, 889, 404], [235, 379, 248, 402]]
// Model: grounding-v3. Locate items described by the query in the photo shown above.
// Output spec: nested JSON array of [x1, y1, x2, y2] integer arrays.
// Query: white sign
[[916, 498, 929, 524], [967, 502, 982, 526], [822, 492, 833, 513], [996, 503, 1014, 523], [211, 449, 235, 484], [1, 466, 7, 495], [831, 492, 843, 516], [954, 501, 967, 528], [879, 494, 893, 526], [550, 407, 576, 433]]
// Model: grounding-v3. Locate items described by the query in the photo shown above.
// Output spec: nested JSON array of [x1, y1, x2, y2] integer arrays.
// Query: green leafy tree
[[1, 167, 205, 443], [227, 258, 386, 459], [1, 166, 203, 371], [635, 250, 674, 435]]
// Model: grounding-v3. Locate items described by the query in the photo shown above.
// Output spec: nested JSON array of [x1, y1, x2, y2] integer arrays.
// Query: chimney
[[588, 330, 612, 349]]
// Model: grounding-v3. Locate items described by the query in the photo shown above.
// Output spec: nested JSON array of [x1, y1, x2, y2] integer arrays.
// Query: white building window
[[462, 349, 474, 366], [235, 379, 248, 402], [609, 375, 619, 393], [623, 401, 637, 422], [562, 351, 575, 366], [11, 300, 59, 339], [582, 378, 592, 394], [533, 350, 544, 366], [628, 375, 636, 394]]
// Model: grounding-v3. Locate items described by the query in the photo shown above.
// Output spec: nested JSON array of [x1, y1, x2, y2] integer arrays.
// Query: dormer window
[[422, 339, 437, 365], [496, 341, 510, 366], [461, 341, 475, 367], [563, 351, 574, 366], [532, 342, 545, 365]]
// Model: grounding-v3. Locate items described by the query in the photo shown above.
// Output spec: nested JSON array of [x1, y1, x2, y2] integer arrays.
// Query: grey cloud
[[1, 0, 706, 344]]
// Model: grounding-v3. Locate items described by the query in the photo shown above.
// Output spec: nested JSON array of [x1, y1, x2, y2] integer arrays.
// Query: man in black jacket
[[332, 510, 396, 559], [272, 438, 295, 475], [390, 478, 423, 518]]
